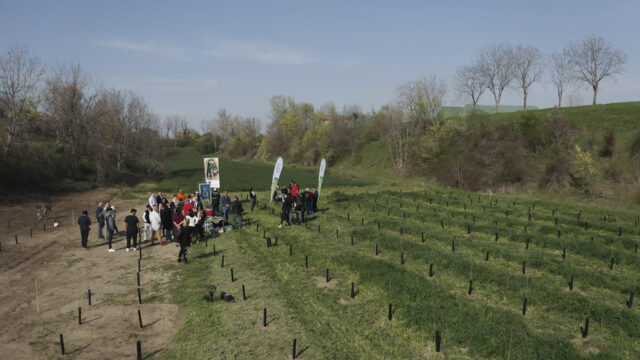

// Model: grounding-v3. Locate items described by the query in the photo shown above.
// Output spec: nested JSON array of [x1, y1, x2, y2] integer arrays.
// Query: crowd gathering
[[76, 180, 319, 263], [77, 188, 252, 263], [273, 180, 319, 228]]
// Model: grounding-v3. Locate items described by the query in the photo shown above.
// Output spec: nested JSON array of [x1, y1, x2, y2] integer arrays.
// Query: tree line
[[0, 46, 165, 192]]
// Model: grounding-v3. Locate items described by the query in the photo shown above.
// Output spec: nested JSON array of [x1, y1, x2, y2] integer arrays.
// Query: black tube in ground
[[522, 297, 527, 315], [138, 259, 141, 272], [242, 284, 246, 300], [137, 340, 142, 360], [525, 238, 530, 249], [435, 330, 441, 352], [263, 308, 267, 327], [318, 225, 321, 233], [429, 263, 434, 277], [421, 233, 424, 243], [213, 245, 217, 256], [581, 317, 589, 338], [401, 252, 405, 264], [451, 240, 455, 252], [627, 292, 634, 308], [292, 338, 297, 359], [375, 244, 378, 255], [562, 248, 566, 259], [221, 255, 225, 267], [59, 334, 65, 355], [305, 256, 308, 268], [138, 288, 142, 304], [15, 235, 17, 244], [326, 268, 330, 283], [138, 309, 143, 328], [351, 282, 355, 298], [569, 275, 574, 291], [137, 272, 140, 287], [88, 289, 91, 306], [485, 251, 490, 261], [388, 303, 392, 321], [468, 279, 473, 295], [289, 244, 292, 256], [231, 268, 235, 282], [522, 261, 526, 274], [351, 235, 354, 246], [610, 257, 614, 270], [78, 307, 82, 325]]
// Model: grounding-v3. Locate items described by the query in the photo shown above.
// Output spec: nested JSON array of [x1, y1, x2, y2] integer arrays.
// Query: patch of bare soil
[[0, 187, 184, 359], [570, 338, 601, 354], [314, 276, 337, 289]]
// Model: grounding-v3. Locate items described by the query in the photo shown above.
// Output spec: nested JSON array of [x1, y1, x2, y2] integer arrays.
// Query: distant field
[[139, 146, 370, 196]]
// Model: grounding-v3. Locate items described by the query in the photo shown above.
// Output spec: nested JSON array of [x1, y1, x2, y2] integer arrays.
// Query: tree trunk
[[557, 89, 563, 108], [592, 85, 598, 105], [523, 90, 528, 111]]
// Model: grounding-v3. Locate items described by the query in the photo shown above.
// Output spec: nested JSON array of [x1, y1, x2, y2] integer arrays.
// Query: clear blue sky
[[1, 0, 638, 129]]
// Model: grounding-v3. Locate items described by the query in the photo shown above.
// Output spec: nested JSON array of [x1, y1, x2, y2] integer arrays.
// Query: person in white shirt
[[185, 209, 198, 245], [149, 192, 157, 208], [149, 205, 163, 245]]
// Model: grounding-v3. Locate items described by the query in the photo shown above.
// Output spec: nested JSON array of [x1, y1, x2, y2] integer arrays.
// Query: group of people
[[77, 187, 252, 263], [274, 180, 319, 228]]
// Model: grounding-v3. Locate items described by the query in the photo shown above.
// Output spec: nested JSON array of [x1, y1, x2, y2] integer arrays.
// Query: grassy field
[[150, 166, 639, 359], [123, 146, 370, 198]]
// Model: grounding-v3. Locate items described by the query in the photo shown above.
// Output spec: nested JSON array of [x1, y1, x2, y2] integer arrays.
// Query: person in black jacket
[[124, 209, 139, 251], [176, 218, 189, 263], [230, 196, 244, 228], [160, 203, 173, 243], [278, 194, 291, 228], [78, 210, 91, 248], [249, 187, 257, 211], [211, 189, 221, 216]]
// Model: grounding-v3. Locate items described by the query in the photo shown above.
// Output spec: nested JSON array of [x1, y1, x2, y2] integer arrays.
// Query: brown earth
[[0, 188, 184, 359]]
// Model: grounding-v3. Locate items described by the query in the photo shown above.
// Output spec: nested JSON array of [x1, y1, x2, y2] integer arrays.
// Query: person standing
[[105, 207, 116, 252], [143, 205, 152, 242], [96, 202, 104, 239], [195, 205, 206, 243], [185, 209, 198, 244], [221, 191, 231, 221], [291, 180, 299, 197], [149, 192, 157, 209], [182, 195, 194, 217], [294, 195, 304, 225], [161, 203, 173, 243], [249, 188, 257, 211], [312, 186, 319, 213], [279, 194, 291, 228], [304, 188, 314, 215], [150, 205, 163, 246], [211, 189, 221, 215], [78, 210, 91, 248], [176, 217, 189, 263], [124, 209, 139, 251], [172, 206, 185, 242], [230, 196, 244, 228]]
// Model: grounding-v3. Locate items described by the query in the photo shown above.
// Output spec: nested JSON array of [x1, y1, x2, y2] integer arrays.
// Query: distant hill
[[442, 104, 539, 117]]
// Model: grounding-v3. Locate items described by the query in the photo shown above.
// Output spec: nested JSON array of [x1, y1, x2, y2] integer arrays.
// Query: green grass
[[134, 146, 370, 197], [158, 182, 640, 359]]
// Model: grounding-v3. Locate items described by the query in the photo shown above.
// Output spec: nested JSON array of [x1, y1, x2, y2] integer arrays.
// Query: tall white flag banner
[[318, 158, 326, 195], [270, 157, 284, 204]]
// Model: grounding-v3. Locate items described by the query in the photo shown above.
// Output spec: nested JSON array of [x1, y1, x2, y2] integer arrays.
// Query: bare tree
[[396, 75, 446, 131], [566, 36, 627, 105], [0, 45, 44, 150], [550, 50, 572, 108], [376, 104, 409, 169], [477, 43, 516, 113], [454, 65, 485, 109], [512, 44, 544, 110], [164, 114, 187, 139], [42, 64, 97, 172]]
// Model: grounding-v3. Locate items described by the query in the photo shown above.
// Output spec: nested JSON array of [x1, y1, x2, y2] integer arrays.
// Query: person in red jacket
[[182, 194, 194, 217], [291, 180, 299, 197]]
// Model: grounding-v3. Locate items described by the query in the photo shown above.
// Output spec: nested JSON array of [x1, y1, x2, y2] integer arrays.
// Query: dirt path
[[0, 188, 184, 359]]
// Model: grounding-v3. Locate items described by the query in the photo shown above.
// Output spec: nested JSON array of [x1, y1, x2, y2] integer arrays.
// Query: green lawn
[[149, 146, 370, 195], [156, 182, 640, 359]]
